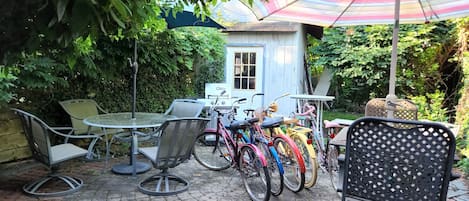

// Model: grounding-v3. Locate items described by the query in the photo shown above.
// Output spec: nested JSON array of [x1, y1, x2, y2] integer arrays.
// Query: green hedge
[[6, 28, 225, 125]]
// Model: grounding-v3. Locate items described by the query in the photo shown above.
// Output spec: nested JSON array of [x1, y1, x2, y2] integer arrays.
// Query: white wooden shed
[[222, 21, 323, 118]]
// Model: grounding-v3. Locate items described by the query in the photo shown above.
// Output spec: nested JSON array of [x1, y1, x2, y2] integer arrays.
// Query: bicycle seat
[[324, 120, 341, 128], [230, 119, 252, 130], [261, 117, 283, 129], [246, 117, 259, 124]]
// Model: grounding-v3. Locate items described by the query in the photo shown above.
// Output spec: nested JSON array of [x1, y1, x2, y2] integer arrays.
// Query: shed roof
[[223, 21, 323, 39]]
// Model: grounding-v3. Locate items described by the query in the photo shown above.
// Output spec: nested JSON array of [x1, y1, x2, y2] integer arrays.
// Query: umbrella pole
[[130, 39, 138, 176], [131, 39, 138, 119], [386, 0, 400, 118]]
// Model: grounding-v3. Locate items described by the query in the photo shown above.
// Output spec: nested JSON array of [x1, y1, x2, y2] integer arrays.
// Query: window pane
[[242, 66, 248, 76], [250, 53, 256, 64], [234, 65, 241, 76], [249, 65, 256, 76], [235, 53, 241, 64], [242, 78, 248, 89], [242, 53, 248, 64], [249, 78, 255, 89], [234, 78, 240, 89]]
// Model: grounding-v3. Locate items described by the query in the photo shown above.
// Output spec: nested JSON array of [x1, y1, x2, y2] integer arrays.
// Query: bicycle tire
[[327, 144, 341, 191], [239, 145, 271, 201], [193, 132, 231, 171], [259, 142, 284, 196], [291, 134, 318, 188], [273, 136, 305, 192]]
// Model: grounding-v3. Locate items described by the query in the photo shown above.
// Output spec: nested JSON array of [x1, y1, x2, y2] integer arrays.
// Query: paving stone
[[1, 157, 467, 200]]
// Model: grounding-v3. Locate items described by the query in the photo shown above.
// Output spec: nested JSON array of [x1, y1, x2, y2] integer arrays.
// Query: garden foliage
[[308, 21, 462, 118], [3, 27, 225, 125]]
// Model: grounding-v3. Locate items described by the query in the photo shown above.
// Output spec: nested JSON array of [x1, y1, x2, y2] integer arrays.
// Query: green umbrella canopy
[[162, 10, 225, 29]]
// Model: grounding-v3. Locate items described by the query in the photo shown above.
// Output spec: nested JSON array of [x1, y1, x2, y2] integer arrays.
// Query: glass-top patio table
[[84, 112, 175, 176]]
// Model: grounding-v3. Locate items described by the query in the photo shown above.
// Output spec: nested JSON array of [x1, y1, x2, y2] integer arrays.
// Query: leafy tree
[[308, 21, 461, 114], [0, 0, 227, 108], [0, 0, 227, 58], [8, 27, 225, 123]]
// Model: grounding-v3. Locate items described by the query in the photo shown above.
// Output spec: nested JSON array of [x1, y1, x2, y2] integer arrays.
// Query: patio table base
[[112, 162, 151, 175]]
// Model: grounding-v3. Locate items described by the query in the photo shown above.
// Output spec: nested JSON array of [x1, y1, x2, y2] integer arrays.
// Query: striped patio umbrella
[[240, 0, 469, 113]]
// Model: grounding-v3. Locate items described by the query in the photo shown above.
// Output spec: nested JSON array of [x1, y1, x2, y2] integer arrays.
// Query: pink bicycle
[[193, 93, 271, 201]]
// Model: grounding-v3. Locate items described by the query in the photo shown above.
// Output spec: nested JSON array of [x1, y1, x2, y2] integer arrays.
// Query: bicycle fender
[[243, 144, 269, 167], [268, 146, 285, 174], [291, 132, 317, 159], [275, 134, 307, 173], [291, 126, 312, 133]]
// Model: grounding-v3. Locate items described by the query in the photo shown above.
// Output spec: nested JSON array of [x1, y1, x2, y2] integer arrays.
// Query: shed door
[[226, 46, 264, 119]]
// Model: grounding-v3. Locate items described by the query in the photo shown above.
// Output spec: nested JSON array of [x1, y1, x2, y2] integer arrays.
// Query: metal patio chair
[[11, 108, 88, 197], [342, 117, 455, 201], [137, 118, 209, 195], [164, 99, 205, 118], [59, 99, 123, 160]]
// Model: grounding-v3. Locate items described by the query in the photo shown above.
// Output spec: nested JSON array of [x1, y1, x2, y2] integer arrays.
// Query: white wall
[[225, 26, 306, 116]]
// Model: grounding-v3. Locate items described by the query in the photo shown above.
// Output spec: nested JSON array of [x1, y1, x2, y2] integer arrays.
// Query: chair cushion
[[50, 144, 88, 165], [139, 146, 159, 164]]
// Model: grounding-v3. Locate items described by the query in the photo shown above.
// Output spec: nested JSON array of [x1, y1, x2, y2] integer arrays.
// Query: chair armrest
[[96, 104, 109, 114], [48, 126, 100, 139], [51, 126, 75, 131], [47, 126, 75, 138]]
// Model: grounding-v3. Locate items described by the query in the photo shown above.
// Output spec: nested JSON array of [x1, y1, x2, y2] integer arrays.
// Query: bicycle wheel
[[291, 134, 318, 188], [193, 132, 231, 171], [273, 136, 305, 192], [327, 144, 341, 191], [239, 146, 271, 201], [258, 142, 284, 196]]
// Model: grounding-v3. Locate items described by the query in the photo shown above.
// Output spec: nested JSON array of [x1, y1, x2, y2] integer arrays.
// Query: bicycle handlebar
[[273, 93, 290, 102], [251, 93, 264, 104], [265, 93, 291, 114], [209, 90, 246, 118]]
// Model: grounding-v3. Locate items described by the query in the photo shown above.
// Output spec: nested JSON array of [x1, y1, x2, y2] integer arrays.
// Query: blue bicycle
[[236, 117, 285, 196]]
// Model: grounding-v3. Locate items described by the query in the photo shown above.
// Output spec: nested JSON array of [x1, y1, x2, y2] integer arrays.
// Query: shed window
[[233, 52, 256, 90]]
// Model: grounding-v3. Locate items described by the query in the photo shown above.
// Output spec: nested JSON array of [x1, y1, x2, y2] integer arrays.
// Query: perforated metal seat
[[11, 108, 88, 197], [137, 118, 209, 196], [342, 117, 455, 201]]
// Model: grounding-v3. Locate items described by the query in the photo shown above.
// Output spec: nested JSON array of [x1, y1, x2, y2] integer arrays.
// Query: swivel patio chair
[[11, 108, 88, 197], [137, 117, 209, 195], [164, 99, 205, 118], [59, 99, 123, 160], [342, 117, 455, 201]]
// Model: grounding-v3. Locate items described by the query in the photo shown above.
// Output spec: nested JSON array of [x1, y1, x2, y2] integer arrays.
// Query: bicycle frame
[[205, 102, 269, 169], [247, 124, 285, 175], [296, 103, 332, 164]]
